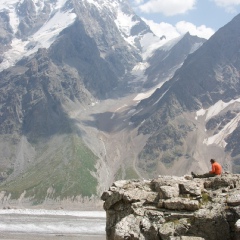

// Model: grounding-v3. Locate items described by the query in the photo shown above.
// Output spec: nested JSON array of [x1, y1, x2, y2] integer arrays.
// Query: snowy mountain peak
[[0, 0, 76, 71], [0, 0, 161, 71], [82, 0, 160, 55]]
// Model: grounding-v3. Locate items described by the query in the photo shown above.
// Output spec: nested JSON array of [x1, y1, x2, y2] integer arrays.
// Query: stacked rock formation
[[101, 173, 240, 240]]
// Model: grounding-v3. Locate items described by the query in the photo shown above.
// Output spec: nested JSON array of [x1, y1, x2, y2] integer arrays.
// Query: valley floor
[[0, 209, 106, 240], [73, 92, 148, 187], [0, 233, 105, 240]]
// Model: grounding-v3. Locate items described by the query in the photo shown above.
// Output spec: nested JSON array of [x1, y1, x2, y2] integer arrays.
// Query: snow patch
[[0, 0, 19, 9], [55, 0, 69, 9], [133, 82, 165, 101], [31, 10, 76, 49], [110, 104, 128, 119], [190, 42, 203, 54], [198, 98, 240, 147], [32, 0, 45, 14], [113, 2, 165, 59], [206, 99, 240, 121], [115, 10, 136, 37], [8, 5, 19, 34], [91, 101, 99, 106], [87, 0, 118, 11], [0, 4, 76, 71], [140, 33, 158, 53], [142, 35, 167, 60], [134, 91, 154, 101], [153, 88, 169, 106], [203, 113, 240, 148], [115, 105, 128, 112], [160, 36, 183, 51], [0, 39, 27, 71], [131, 62, 149, 77], [195, 108, 206, 120], [195, 98, 240, 121], [130, 62, 148, 85], [127, 109, 136, 115]]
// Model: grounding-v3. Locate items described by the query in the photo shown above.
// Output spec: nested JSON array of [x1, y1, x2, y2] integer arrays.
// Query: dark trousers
[[193, 173, 217, 178]]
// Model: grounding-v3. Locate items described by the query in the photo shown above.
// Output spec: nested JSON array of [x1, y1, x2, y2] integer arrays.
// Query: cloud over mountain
[[213, 0, 240, 13], [143, 18, 215, 40], [136, 0, 196, 16]]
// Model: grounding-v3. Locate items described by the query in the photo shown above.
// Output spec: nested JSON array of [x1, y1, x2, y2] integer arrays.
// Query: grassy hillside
[[0, 134, 98, 205]]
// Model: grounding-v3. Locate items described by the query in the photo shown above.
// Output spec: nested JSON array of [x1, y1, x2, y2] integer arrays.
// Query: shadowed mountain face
[[0, 0, 238, 207], [144, 33, 206, 89], [0, 48, 88, 139], [0, 0, 157, 204], [131, 14, 240, 176]]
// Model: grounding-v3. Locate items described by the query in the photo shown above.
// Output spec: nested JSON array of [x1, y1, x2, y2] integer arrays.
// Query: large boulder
[[101, 173, 240, 240]]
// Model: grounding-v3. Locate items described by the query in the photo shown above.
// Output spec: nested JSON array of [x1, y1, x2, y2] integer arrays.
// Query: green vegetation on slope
[[115, 166, 139, 181], [125, 167, 139, 180], [0, 134, 98, 204]]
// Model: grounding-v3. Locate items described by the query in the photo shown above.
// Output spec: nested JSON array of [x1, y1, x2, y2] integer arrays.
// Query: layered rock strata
[[101, 173, 240, 240]]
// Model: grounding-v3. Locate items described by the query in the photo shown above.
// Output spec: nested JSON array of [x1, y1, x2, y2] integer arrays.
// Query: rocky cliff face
[[101, 173, 240, 240], [130, 14, 240, 177], [144, 33, 205, 89], [0, 0, 207, 205]]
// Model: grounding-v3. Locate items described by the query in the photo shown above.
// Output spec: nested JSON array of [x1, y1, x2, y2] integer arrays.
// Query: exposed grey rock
[[144, 32, 206, 89], [159, 221, 175, 239], [102, 174, 240, 240], [0, 11, 13, 48], [114, 214, 141, 240], [1, 0, 240, 212], [163, 197, 199, 211], [159, 185, 179, 199], [130, 13, 240, 176], [179, 182, 202, 197], [16, 0, 52, 38], [227, 191, 240, 206], [236, 219, 240, 231], [102, 190, 123, 210], [204, 174, 239, 189]]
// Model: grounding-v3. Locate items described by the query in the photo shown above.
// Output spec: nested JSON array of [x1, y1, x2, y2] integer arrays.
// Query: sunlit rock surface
[[101, 173, 240, 240]]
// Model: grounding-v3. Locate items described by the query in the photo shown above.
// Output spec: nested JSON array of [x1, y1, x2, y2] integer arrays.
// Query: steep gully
[[69, 91, 149, 193], [67, 86, 234, 195]]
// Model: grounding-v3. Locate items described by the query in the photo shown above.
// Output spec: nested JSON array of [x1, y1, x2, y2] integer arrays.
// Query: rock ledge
[[101, 173, 240, 240]]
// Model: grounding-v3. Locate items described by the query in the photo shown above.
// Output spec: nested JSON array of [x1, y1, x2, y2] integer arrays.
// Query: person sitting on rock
[[191, 159, 222, 178]]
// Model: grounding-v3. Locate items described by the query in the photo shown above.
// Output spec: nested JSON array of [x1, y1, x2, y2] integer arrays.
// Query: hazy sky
[[130, 0, 240, 39]]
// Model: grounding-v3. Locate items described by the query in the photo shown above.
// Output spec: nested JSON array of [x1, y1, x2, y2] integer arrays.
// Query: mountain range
[[0, 0, 239, 208]]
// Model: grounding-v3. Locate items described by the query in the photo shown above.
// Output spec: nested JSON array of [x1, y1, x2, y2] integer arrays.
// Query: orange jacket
[[210, 162, 222, 175]]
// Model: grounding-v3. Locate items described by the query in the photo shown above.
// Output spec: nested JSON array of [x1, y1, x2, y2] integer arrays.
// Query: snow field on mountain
[[195, 98, 240, 147], [203, 112, 240, 148], [31, 10, 76, 49], [196, 98, 240, 121], [0, 1, 76, 71], [0, 0, 19, 8]]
